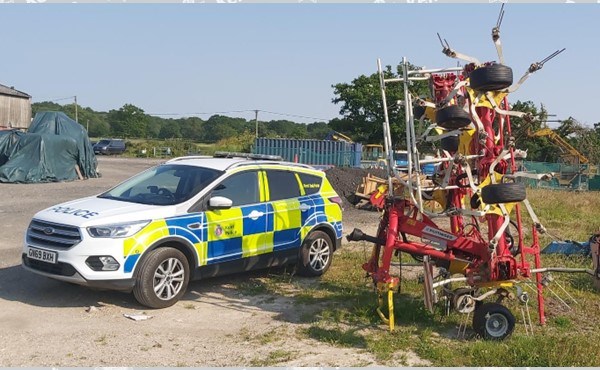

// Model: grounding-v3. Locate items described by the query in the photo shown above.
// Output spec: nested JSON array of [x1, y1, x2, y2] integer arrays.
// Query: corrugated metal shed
[[0, 83, 32, 129], [254, 137, 362, 167]]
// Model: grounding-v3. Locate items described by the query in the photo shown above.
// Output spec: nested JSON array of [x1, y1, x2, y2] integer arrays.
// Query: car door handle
[[299, 203, 311, 212], [248, 210, 264, 220], [188, 222, 201, 230]]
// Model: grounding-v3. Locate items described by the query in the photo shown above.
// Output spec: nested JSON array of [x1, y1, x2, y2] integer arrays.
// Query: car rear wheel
[[297, 230, 333, 277], [133, 247, 190, 308]]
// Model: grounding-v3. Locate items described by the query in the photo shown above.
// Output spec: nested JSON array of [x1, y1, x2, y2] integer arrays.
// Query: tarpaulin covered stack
[[0, 111, 99, 183]]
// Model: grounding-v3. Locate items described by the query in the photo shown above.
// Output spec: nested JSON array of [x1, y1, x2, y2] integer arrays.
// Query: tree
[[306, 121, 331, 140], [108, 104, 149, 138], [159, 121, 182, 139], [202, 115, 248, 142], [179, 117, 205, 141], [331, 64, 429, 146]]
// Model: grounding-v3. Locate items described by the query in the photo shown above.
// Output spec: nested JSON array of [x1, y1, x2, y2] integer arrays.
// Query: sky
[[0, 4, 598, 127]]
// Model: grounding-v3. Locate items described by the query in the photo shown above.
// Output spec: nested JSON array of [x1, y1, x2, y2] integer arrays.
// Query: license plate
[[27, 247, 58, 264]]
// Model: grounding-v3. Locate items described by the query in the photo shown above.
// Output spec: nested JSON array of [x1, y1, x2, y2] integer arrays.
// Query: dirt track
[[0, 157, 422, 367]]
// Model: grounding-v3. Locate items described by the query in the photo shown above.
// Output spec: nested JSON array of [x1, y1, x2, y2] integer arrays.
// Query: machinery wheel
[[481, 183, 526, 204], [413, 105, 426, 120], [473, 302, 515, 340], [297, 230, 333, 277], [435, 105, 471, 130], [451, 288, 478, 314], [133, 247, 190, 309], [469, 64, 513, 92], [440, 135, 460, 152], [505, 220, 523, 256]]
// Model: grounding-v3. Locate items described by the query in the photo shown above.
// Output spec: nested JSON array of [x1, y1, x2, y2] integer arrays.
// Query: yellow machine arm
[[529, 128, 589, 164]]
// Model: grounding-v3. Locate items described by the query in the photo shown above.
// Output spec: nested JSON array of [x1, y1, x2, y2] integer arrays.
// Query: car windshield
[[97, 140, 110, 146], [98, 164, 223, 205]]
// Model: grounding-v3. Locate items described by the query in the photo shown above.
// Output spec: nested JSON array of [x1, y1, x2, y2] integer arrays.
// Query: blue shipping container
[[253, 138, 362, 167]]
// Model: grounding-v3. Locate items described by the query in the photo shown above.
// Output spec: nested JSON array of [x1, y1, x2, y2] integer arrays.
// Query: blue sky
[[1, 4, 598, 126]]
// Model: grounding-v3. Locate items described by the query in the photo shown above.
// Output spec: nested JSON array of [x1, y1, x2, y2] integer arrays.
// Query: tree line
[[32, 63, 600, 164], [31, 101, 332, 143]]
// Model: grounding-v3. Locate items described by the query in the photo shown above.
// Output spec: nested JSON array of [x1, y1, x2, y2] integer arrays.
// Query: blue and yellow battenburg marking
[[122, 168, 343, 273]]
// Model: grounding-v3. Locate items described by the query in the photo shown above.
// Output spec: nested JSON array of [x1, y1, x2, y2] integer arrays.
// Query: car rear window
[[297, 173, 322, 195], [265, 170, 301, 201]]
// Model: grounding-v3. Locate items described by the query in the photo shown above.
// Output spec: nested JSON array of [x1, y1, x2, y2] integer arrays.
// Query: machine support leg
[[533, 225, 546, 325]]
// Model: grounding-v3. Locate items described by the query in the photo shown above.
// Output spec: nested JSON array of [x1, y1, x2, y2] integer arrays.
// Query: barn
[[0, 83, 32, 130]]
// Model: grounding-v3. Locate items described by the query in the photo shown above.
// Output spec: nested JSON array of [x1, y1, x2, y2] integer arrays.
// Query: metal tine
[[444, 39, 451, 49], [496, 3, 505, 29], [539, 48, 566, 65], [437, 33, 445, 49], [554, 279, 578, 305]]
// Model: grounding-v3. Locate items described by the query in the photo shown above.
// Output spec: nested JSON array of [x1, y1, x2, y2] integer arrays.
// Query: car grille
[[26, 219, 82, 250], [22, 254, 77, 277]]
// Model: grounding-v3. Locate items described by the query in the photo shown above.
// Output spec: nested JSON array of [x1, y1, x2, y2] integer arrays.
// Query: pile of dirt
[[325, 167, 387, 207]]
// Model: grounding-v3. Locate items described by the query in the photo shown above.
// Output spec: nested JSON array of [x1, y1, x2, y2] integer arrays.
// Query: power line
[[33, 95, 76, 103], [147, 109, 255, 116], [147, 109, 330, 122], [258, 110, 330, 122]]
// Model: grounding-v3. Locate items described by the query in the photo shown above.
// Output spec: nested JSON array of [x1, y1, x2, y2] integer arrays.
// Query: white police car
[[22, 153, 344, 308]]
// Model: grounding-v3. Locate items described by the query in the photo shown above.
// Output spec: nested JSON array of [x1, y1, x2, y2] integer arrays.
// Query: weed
[[94, 335, 108, 345], [249, 350, 297, 366]]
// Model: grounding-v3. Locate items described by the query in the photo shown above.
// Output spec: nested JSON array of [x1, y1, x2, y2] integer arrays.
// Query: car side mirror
[[208, 196, 233, 210]]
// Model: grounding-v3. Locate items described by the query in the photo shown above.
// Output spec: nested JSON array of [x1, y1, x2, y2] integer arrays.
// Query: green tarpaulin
[[0, 111, 99, 183]]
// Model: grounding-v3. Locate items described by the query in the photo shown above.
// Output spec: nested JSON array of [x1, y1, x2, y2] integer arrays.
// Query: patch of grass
[[249, 349, 297, 366], [527, 188, 600, 241], [235, 279, 270, 296], [553, 316, 571, 329], [304, 325, 366, 348], [183, 303, 196, 310]]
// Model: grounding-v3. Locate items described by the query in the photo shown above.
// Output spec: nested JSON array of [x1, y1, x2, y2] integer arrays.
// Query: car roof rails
[[213, 151, 283, 161]]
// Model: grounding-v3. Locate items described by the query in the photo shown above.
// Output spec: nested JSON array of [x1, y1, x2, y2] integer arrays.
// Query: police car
[[22, 153, 344, 308]]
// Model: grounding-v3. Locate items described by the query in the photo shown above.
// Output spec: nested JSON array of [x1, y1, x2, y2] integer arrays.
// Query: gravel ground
[[0, 157, 426, 367]]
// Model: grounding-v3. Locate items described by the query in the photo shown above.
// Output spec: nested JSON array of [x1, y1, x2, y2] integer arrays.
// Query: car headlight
[[87, 220, 150, 238]]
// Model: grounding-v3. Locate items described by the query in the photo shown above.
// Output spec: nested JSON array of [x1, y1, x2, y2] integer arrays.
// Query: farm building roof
[[0, 83, 31, 99]]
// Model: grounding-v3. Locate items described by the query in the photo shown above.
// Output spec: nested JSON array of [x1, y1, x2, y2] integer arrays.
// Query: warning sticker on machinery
[[422, 226, 457, 241]]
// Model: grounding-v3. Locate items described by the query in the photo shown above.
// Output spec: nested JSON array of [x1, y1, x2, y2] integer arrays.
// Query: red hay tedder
[[347, 6, 600, 340]]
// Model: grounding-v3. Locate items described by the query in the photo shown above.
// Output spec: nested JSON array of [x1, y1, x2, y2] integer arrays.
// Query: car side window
[[265, 170, 301, 201], [211, 171, 259, 206], [297, 173, 322, 195]]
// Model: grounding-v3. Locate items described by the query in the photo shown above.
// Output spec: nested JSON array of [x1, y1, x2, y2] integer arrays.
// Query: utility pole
[[74, 95, 78, 122], [86, 119, 90, 132], [254, 109, 259, 138]]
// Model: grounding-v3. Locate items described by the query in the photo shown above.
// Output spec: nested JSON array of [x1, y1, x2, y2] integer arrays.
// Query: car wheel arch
[[132, 236, 199, 279], [307, 223, 339, 251]]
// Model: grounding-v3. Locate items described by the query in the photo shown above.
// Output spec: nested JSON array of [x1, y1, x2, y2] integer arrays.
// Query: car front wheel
[[297, 230, 333, 277], [133, 247, 190, 308]]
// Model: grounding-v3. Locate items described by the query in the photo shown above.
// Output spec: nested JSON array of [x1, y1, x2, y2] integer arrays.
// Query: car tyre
[[133, 247, 190, 308], [297, 230, 333, 277], [472, 302, 515, 340]]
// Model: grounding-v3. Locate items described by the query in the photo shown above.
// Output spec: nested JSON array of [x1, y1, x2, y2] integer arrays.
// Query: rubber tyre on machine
[[413, 105, 426, 120], [472, 302, 516, 340], [481, 183, 526, 204], [435, 105, 471, 130], [440, 135, 460, 152], [297, 230, 333, 277], [469, 64, 513, 92], [133, 247, 190, 308]]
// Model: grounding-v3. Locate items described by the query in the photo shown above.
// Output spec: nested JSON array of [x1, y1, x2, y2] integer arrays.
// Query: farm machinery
[[347, 6, 600, 340]]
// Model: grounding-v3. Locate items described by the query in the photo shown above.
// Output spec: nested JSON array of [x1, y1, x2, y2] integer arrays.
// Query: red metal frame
[[363, 71, 546, 324]]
